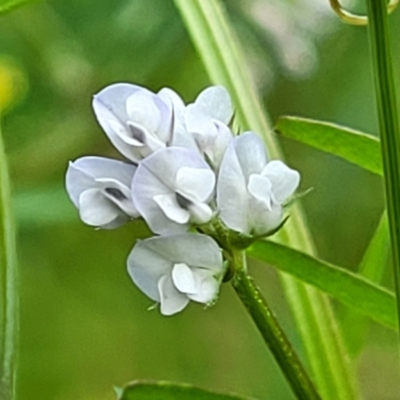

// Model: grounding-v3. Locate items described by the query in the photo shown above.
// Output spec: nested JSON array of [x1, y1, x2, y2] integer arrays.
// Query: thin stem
[[365, 0, 400, 329], [0, 122, 18, 400], [231, 251, 321, 400]]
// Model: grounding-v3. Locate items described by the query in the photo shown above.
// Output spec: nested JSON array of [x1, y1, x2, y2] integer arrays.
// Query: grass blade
[[275, 116, 382, 175], [0, 123, 18, 400], [249, 240, 396, 330]]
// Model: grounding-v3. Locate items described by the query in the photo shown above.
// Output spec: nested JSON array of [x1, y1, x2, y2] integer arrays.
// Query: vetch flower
[[92, 83, 197, 162], [185, 86, 234, 168], [127, 233, 224, 315], [217, 132, 300, 236], [132, 147, 216, 235], [66, 156, 139, 228]]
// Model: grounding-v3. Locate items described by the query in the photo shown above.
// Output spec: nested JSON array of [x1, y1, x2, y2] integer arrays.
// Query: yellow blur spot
[[0, 57, 27, 114]]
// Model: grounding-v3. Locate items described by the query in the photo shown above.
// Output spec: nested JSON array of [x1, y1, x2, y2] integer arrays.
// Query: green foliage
[[275, 116, 382, 175], [119, 381, 256, 400], [249, 240, 396, 330], [0, 0, 41, 15]]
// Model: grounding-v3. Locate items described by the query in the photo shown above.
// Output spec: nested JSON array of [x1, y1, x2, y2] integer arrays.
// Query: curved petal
[[172, 263, 197, 294], [217, 141, 249, 233], [185, 103, 218, 137], [78, 188, 121, 227], [132, 148, 214, 235], [262, 160, 300, 204], [126, 91, 162, 134], [153, 193, 190, 224], [127, 239, 173, 302], [187, 200, 213, 225], [187, 269, 220, 304], [66, 157, 137, 220], [194, 86, 233, 124], [127, 234, 223, 315], [234, 132, 268, 178], [92, 98, 142, 161], [247, 174, 274, 211], [176, 167, 215, 202], [247, 199, 283, 236], [93, 83, 143, 122], [158, 87, 200, 152], [158, 275, 189, 315]]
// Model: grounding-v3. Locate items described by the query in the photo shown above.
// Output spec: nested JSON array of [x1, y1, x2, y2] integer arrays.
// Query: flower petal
[[66, 156, 136, 205], [186, 200, 213, 224], [217, 140, 249, 233], [127, 234, 223, 314], [234, 132, 268, 178], [126, 90, 161, 134], [262, 160, 300, 204], [176, 166, 215, 202], [153, 193, 190, 224], [158, 275, 190, 315], [247, 174, 274, 211], [78, 188, 122, 227], [132, 147, 215, 235], [187, 269, 219, 304], [93, 83, 142, 122], [194, 86, 233, 124], [247, 199, 283, 236], [172, 263, 197, 294]]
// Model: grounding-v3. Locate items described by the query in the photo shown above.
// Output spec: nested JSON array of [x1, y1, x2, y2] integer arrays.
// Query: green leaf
[[119, 381, 256, 400], [275, 116, 382, 175], [342, 211, 391, 355], [0, 123, 18, 399], [248, 240, 396, 330]]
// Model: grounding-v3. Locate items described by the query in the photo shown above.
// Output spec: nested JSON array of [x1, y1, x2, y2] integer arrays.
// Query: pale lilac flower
[[132, 147, 215, 235], [217, 132, 300, 235], [66, 156, 138, 228], [185, 86, 234, 168], [127, 233, 224, 315], [92, 83, 197, 163]]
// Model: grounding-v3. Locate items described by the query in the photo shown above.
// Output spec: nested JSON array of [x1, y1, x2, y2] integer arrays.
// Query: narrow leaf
[[0, 123, 18, 399], [275, 116, 382, 175], [342, 211, 391, 355], [119, 381, 256, 400], [249, 240, 396, 330]]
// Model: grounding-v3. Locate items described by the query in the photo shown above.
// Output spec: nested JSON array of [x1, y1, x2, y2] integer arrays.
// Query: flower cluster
[[65, 83, 300, 315]]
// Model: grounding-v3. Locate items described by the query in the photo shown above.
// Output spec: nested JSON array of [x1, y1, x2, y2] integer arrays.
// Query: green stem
[[174, 1, 357, 398], [365, 0, 400, 328], [0, 122, 18, 400], [232, 251, 321, 400]]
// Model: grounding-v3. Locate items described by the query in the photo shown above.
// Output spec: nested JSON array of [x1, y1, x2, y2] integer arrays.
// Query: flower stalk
[[231, 250, 321, 400], [365, 0, 400, 329]]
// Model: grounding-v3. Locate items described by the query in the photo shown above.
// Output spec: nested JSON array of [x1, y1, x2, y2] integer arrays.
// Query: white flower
[[217, 132, 300, 235], [92, 83, 198, 163], [185, 86, 234, 168], [132, 147, 216, 235], [127, 233, 224, 315], [66, 156, 139, 228]]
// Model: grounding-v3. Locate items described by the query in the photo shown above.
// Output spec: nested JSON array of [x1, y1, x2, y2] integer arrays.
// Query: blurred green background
[[1, 0, 400, 398]]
